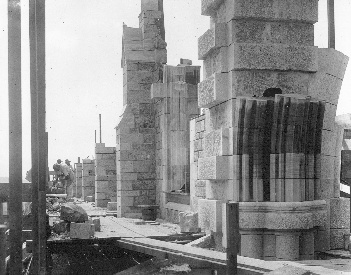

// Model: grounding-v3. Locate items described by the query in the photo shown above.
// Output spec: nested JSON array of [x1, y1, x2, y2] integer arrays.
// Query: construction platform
[[43, 202, 351, 275]]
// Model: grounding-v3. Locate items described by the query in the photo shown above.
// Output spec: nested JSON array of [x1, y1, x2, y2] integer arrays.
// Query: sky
[[0, 0, 350, 179]]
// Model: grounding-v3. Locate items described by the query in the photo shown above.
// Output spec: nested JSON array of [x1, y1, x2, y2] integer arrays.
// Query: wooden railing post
[[0, 224, 7, 275], [226, 202, 239, 275]]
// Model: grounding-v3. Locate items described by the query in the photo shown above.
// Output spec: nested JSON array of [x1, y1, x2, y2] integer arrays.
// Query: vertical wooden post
[[226, 202, 239, 275], [36, 0, 47, 272], [95, 130, 97, 143], [99, 114, 102, 143], [0, 225, 7, 275], [8, 1, 23, 274], [327, 0, 335, 49], [29, 0, 39, 273]]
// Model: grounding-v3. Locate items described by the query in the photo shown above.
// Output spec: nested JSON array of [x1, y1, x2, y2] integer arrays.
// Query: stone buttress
[[95, 143, 117, 207], [193, 0, 349, 260], [116, 0, 167, 218]]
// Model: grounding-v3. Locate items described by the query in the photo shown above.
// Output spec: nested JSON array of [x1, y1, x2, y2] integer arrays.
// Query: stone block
[[321, 130, 337, 157], [330, 229, 349, 249], [205, 99, 235, 132], [314, 179, 334, 200], [275, 232, 300, 260], [231, 70, 312, 97], [240, 231, 263, 259], [206, 180, 237, 201], [141, 0, 161, 12], [322, 103, 337, 131], [198, 199, 224, 233], [150, 83, 166, 99], [320, 155, 336, 180], [179, 212, 200, 233], [70, 222, 94, 239], [299, 231, 314, 259], [198, 73, 229, 108], [314, 229, 330, 252], [92, 218, 101, 232], [201, 0, 224, 16], [227, 20, 314, 46], [96, 199, 110, 208], [203, 47, 228, 78], [226, 0, 318, 23], [228, 43, 318, 72], [198, 23, 227, 60], [317, 48, 349, 79], [203, 128, 230, 157], [107, 202, 118, 211], [308, 73, 343, 105], [263, 233, 276, 258], [330, 197, 350, 229], [198, 156, 230, 180]]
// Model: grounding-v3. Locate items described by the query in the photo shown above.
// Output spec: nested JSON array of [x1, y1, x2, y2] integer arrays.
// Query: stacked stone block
[[82, 159, 95, 201], [194, 0, 348, 260], [190, 116, 206, 212], [151, 62, 200, 219], [116, 0, 166, 218], [95, 143, 117, 208], [75, 163, 82, 199]]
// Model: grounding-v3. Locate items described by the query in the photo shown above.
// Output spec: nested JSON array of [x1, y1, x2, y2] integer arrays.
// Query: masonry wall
[[95, 143, 117, 207], [75, 163, 82, 198], [82, 159, 95, 201], [116, 0, 166, 218], [194, 0, 349, 260]]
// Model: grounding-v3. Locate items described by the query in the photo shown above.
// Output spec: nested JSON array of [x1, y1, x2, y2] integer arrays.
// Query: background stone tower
[[116, 0, 167, 218], [193, 0, 349, 260]]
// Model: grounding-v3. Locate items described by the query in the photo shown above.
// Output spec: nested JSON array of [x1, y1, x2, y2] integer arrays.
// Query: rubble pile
[[48, 202, 98, 240]]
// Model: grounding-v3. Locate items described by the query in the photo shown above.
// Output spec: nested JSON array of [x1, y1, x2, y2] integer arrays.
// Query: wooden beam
[[0, 225, 7, 275], [226, 202, 239, 275], [327, 0, 335, 49], [29, 0, 39, 272], [8, 0, 23, 274]]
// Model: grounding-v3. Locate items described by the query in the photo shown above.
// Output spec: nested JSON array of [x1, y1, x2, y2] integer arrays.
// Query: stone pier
[[82, 159, 95, 201], [194, 0, 349, 260], [116, 0, 166, 218], [95, 143, 117, 207]]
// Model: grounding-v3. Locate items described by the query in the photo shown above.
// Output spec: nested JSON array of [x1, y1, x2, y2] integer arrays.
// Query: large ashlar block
[[150, 83, 166, 99], [198, 73, 229, 108], [225, 0, 318, 23], [330, 229, 350, 249], [308, 73, 343, 105], [123, 49, 167, 64], [275, 232, 300, 260], [231, 70, 312, 97], [179, 212, 200, 233], [205, 99, 235, 132], [204, 128, 230, 157], [241, 232, 264, 259], [203, 47, 228, 78], [95, 143, 116, 154], [228, 43, 318, 72], [321, 130, 337, 157], [314, 179, 334, 200], [239, 201, 327, 230], [227, 20, 314, 46], [198, 23, 227, 60], [317, 48, 349, 79], [198, 156, 230, 180], [198, 199, 224, 232], [123, 26, 142, 42], [206, 180, 237, 201], [320, 155, 336, 180], [330, 198, 350, 229], [322, 103, 337, 131], [201, 0, 224, 16]]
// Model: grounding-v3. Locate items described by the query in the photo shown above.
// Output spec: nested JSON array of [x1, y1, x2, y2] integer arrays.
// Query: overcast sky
[[0, 0, 350, 179]]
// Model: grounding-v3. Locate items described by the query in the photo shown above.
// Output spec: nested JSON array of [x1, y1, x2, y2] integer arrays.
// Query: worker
[[52, 159, 63, 183], [61, 159, 75, 192]]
